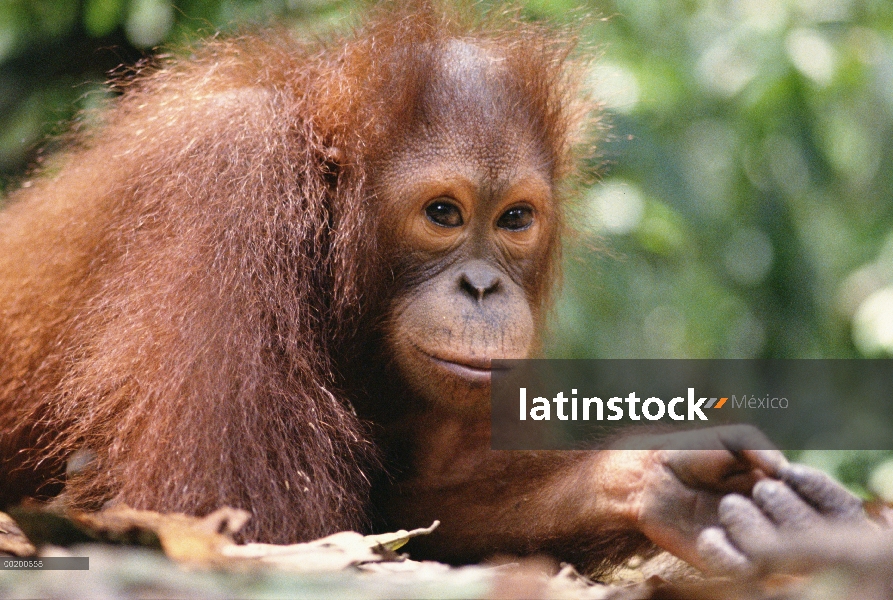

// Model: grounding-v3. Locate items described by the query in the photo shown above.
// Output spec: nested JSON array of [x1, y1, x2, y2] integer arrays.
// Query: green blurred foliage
[[0, 0, 350, 181], [544, 0, 893, 365], [2, 0, 893, 492], [539, 0, 893, 491]]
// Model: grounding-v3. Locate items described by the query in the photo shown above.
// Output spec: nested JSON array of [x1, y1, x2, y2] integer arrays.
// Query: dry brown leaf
[[219, 521, 440, 572], [362, 519, 440, 551], [71, 505, 250, 566], [8, 503, 441, 572]]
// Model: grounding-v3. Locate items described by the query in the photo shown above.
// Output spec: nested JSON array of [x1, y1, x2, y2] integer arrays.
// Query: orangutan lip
[[431, 357, 492, 384], [415, 346, 501, 383]]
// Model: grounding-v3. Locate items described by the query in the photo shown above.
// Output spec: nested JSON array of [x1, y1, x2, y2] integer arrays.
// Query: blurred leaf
[[125, 0, 174, 47], [83, 0, 125, 38]]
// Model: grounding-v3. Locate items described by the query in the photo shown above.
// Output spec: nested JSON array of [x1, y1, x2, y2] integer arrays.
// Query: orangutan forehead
[[407, 40, 547, 178], [422, 40, 522, 135], [436, 40, 507, 100]]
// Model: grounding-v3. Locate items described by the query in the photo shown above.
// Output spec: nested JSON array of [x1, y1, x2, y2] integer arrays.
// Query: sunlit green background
[[2, 0, 892, 496]]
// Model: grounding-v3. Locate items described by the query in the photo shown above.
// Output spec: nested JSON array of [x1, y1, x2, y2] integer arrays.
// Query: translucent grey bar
[[0, 557, 89, 570], [491, 359, 893, 450]]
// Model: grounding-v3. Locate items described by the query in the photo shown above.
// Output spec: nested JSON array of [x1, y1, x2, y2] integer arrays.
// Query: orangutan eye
[[497, 205, 534, 231], [425, 200, 464, 228]]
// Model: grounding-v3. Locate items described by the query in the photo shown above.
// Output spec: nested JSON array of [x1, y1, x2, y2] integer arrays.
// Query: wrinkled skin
[[378, 41, 551, 413], [612, 426, 790, 570], [699, 463, 873, 576]]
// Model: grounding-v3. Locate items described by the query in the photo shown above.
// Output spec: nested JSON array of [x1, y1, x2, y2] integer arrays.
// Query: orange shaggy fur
[[0, 3, 586, 543]]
